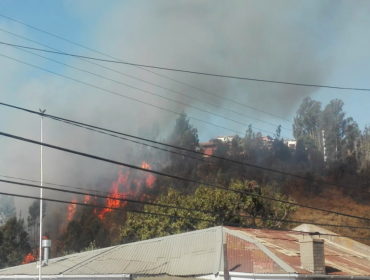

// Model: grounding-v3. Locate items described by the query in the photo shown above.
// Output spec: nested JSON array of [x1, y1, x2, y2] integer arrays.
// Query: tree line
[[0, 96, 369, 267]]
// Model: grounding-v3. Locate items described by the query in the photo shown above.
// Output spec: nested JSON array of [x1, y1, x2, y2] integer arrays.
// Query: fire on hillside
[[66, 161, 156, 222]]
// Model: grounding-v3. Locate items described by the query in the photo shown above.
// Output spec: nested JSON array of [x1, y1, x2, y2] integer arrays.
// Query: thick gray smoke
[[0, 0, 370, 237]]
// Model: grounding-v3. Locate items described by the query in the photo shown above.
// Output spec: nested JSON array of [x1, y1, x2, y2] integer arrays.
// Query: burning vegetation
[[21, 253, 36, 264], [66, 161, 156, 222], [2, 98, 370, 268]]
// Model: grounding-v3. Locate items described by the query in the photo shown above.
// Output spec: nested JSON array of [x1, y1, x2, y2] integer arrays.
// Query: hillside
[[288, 184, 370, 245]]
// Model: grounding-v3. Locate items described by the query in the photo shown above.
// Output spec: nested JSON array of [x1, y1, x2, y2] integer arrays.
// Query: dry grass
[[286, 184, 370, 245]]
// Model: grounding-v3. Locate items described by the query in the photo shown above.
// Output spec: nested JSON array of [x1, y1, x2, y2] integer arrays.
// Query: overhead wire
[[3, 176, 370, 231], [2, 43, 292, 136], [0, 15, 294, 123], [0, 190, 217, 224], [0, 14, 369, 241], [0, 52, 264, 137], [1, 190, 369, 241], [0, 38, 291, 132], [0, 101, 366, 197], [1, 130, 370, 223], [0, 41, 369, 92]]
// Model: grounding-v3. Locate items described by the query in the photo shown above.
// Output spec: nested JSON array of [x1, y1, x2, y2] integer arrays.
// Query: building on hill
[[1, 224, 370, 279], [199, 142, 217, 156], [217, 135, 234, 143], [284, 140, 297, 149], [262, 135, 274, 148]]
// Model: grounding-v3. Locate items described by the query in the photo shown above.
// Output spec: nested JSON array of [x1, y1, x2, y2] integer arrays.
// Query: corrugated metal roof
[[227, 225, 370, 276], [64, 226, 223, 276], [0, 246, 114, 276], [1, 225, 370, 277], [225, 232, 286, 274]]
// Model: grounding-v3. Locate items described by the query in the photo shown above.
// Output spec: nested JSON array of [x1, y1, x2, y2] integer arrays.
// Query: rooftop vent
[[41, 239, 51, 266], [299, 234, 325, 274]]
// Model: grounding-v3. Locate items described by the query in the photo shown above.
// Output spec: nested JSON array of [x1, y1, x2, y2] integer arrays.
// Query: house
[[262, 135, 274, 148], [217, 136, 234, 143], [199, 142, 217, 156], [1, 224, 370, 279], [284, 140, 297, 150]]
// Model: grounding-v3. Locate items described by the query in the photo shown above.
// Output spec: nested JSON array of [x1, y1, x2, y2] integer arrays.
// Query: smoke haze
[[0, 0, 370, 236]]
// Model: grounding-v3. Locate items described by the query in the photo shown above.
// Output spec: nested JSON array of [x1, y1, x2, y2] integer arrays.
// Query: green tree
[[0, 195, 16, 223], [0, 217, 31, 269], [319, 99, 345, 162], [168, 113, 199, 150], [341, 117, 360, 161], [54, 206, 115, 256], [293, 97, 322, 142], [27, 200, 46, 248], [120, 180, 297, 241], [359, 125, 370, 170]]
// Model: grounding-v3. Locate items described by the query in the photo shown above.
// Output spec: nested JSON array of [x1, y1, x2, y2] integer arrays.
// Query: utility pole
[[223, 231, 229, 280], [322, 130, 327, 162], [39, 109, 45, 280]]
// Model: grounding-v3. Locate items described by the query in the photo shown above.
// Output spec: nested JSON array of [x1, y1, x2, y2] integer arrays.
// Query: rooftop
[[1, 225, 370, 278]]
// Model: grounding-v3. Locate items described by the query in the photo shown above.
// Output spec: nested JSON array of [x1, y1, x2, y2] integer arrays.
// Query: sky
[[0, 0, 370, 221]]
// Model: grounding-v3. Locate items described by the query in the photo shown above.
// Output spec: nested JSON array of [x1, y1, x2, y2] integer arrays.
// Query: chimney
[[299, 234, 325, 274], [41, 239, 51, 266]]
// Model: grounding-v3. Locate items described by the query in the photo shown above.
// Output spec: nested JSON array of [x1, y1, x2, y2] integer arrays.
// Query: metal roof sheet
[[64, 226, 223, 276], [1, 225, 370, 277], [225, 232, 286, 274], [0, 247, 114, 276], [226, 225, 370, 276]]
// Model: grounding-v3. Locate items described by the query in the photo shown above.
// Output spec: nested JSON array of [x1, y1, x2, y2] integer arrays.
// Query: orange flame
[[84, 195, 91, 204], [22, 253, 36, 264], [65, 161, 156, 221], [141, 162, 151, 169], [67, 200, 77, 221], [98, 170, 130, 219], [142, 161, 156, 188]]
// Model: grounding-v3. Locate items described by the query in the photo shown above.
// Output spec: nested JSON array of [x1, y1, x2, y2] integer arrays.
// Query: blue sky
[[0, 0, 369, 142], [0, 1, 370, 214]]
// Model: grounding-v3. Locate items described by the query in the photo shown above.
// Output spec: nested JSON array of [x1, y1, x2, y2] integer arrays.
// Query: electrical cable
[[1, 40, 369, 92], [4, 43, 292, 136], [1, 130, 370, 223], [0, 52, 253, 137], [1, 190, 369, 241], [0, 15, 294, 123], [2, 176, 370, 231], [0, 101, 365, 196], [0, 191, 217, 224], [0, 37, 291, 132]]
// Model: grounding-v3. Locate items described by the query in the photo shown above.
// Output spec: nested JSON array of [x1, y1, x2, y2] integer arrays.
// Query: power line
[[1, 190, 369, 241], [0, 15, 294, 123], [3, 176, 370, 231], [0, 101, 365, 197], [0, 52, 257, 137], [0, 178, 229, 217], [3, 43, 292, 136], [0, 191, 217, 224], [0, 38, 291, 132], [1, 40, 369, 92], [1, 130, 370, 223]]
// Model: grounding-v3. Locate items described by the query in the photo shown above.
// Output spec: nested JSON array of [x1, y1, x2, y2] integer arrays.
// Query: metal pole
[[39, 109, 45, 279], [223, 230, 229, 280]]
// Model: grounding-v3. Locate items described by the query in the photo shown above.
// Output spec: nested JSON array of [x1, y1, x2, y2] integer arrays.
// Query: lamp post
[[39, 109, 45, 280]]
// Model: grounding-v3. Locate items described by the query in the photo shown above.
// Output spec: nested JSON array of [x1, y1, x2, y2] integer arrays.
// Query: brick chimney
[[299, 234, 325, 274]]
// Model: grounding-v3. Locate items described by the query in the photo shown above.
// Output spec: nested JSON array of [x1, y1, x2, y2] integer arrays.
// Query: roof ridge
[[64, 226, 223, 276], [224, 227, 297, 274], [60, 245, 120, 274]]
